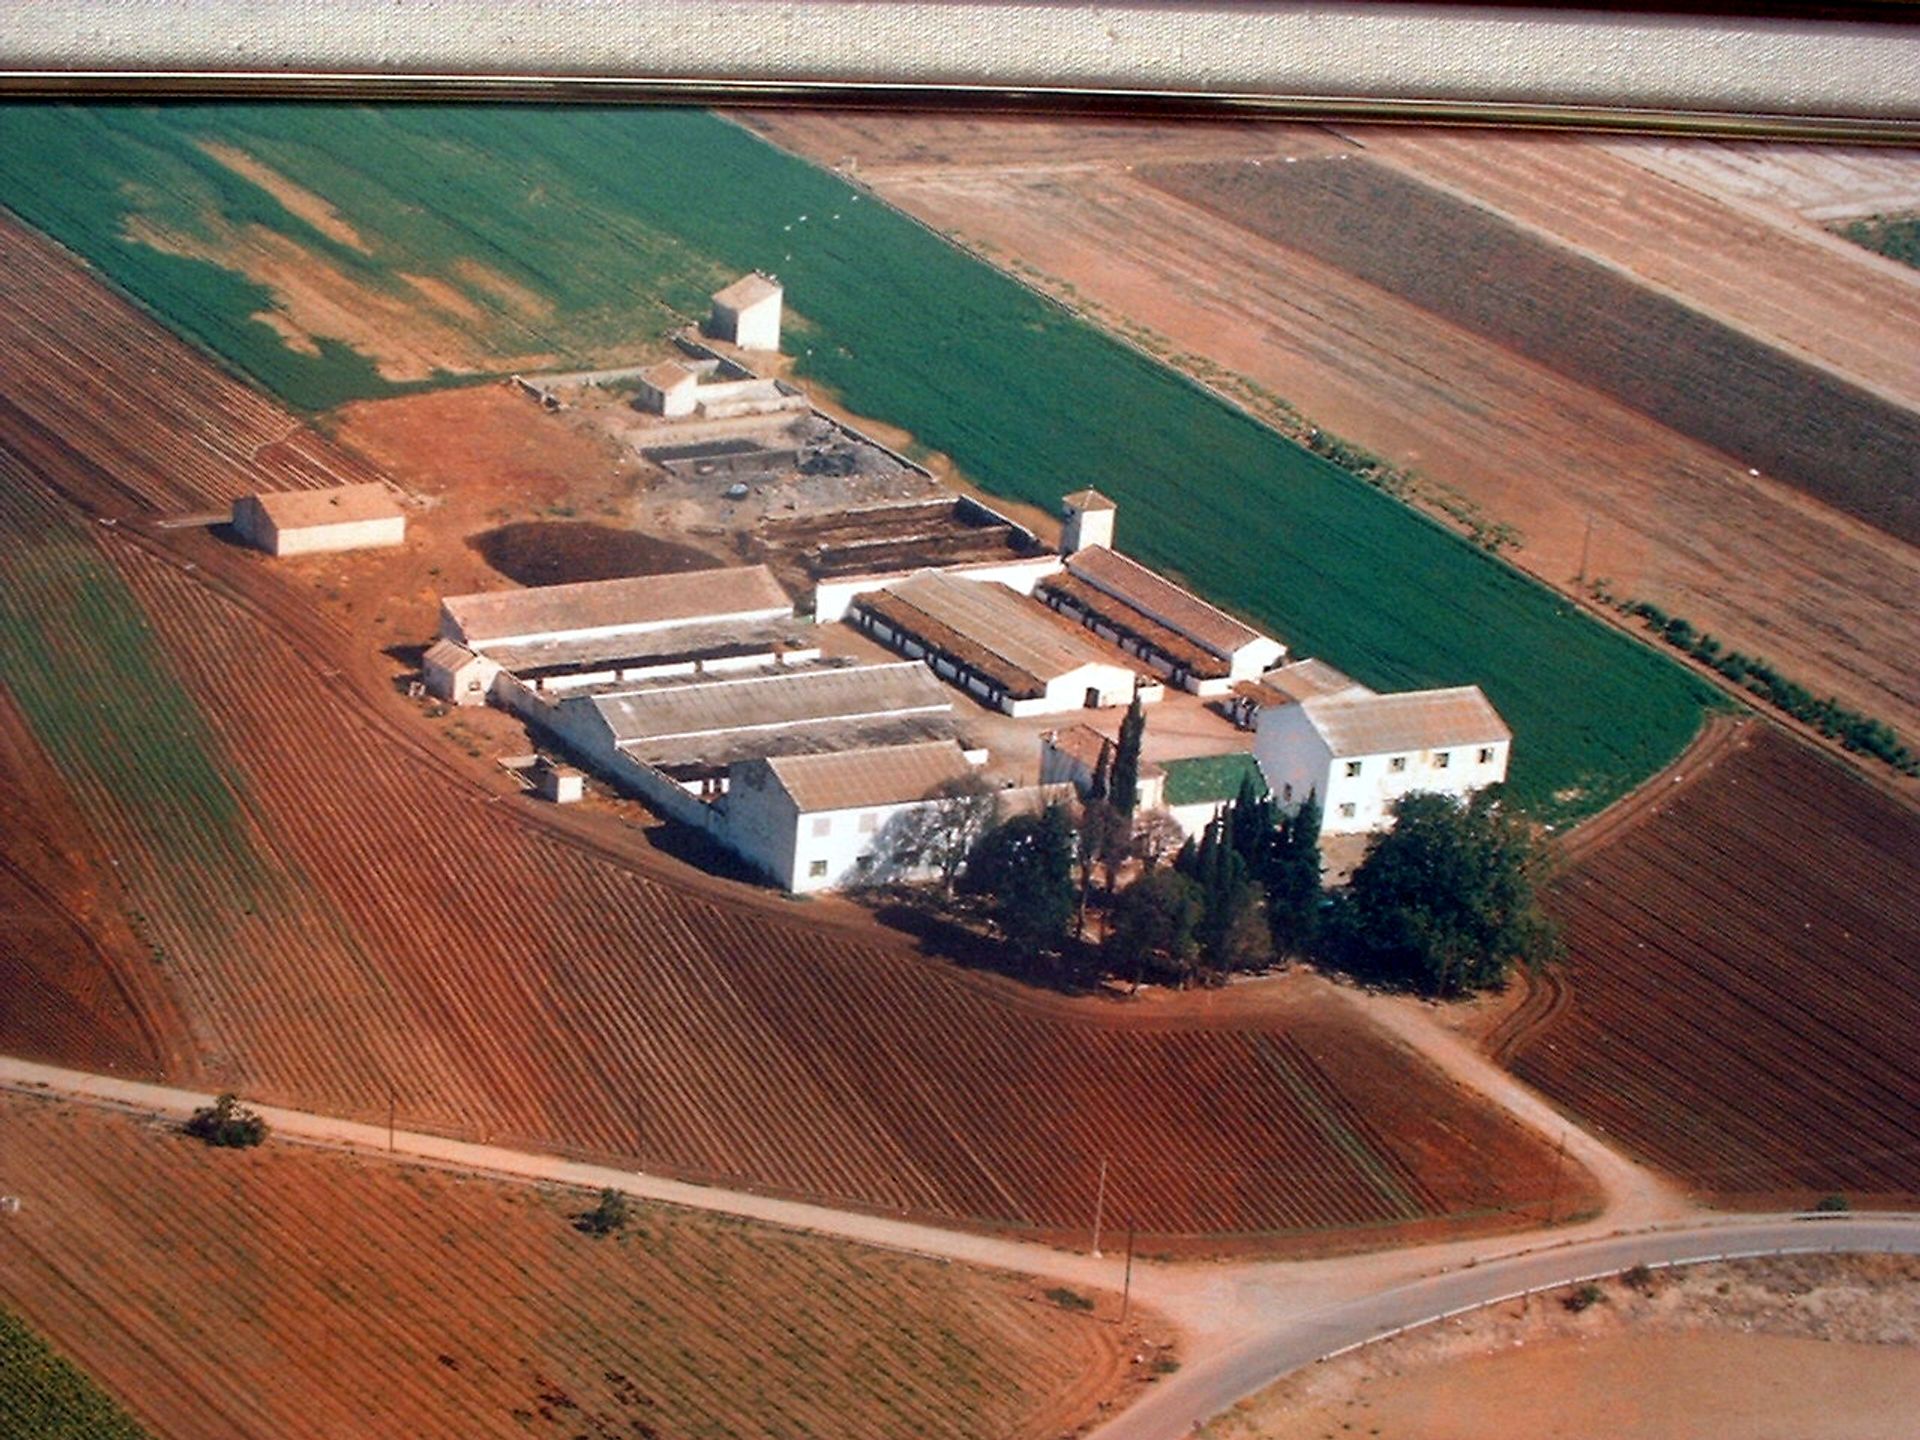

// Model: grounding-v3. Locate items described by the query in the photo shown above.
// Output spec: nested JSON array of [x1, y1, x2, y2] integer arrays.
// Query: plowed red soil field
[[740, 114, 1920, 757], [1503, 725, 1920, 1204], [0, 1093, 1140, 1440], [1137, 156, 1920, 546], [0, 213, 1573, 1246]]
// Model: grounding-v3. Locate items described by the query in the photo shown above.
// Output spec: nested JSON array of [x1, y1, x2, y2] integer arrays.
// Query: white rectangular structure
[[725, 739, 976, 892], [1254, 685, 1512, 835], [1063, 546, 1284, 686], [709, 273, 784, 352], [636, 360, 699, 417], [852, 570, 1147, 717], [232, 484, 405, 557], [440, 565, 792, 650]]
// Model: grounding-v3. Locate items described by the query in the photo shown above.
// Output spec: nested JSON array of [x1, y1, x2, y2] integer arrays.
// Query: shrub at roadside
[[182, 1093, 268, 1149]]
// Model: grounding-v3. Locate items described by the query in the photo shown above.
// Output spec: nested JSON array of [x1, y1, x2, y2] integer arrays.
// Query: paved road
[[8, 1054, 1919, 1439], [1085, 1214, 1920, 1440]]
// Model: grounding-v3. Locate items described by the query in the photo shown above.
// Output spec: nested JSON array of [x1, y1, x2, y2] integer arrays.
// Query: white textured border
[[2, 3, 1917, 124]]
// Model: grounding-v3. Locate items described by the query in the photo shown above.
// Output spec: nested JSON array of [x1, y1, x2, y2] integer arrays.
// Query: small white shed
[[709, 273, 783, 352], [232, 484, 405, 557]]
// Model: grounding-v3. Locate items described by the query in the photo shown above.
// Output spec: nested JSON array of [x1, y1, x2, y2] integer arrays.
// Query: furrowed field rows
[[1513, 727, 1920, 1201], [1346, 130, 1920, 408], [0, 105, 1717, 819], [1139, 156, 1920, 545], [0, 217, 382, 512], [0, 1096, 1128, 1440]]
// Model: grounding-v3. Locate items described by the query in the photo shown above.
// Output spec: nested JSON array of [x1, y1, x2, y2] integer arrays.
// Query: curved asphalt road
[[1085, 1214, 1920, 1439], [7, 1056, 1919, 1440]]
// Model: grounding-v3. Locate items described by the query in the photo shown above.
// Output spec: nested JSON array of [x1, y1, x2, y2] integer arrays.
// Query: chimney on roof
[[1060, 489, 1117, 556]]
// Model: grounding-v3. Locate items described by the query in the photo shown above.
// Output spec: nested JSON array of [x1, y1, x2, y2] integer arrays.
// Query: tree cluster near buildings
[[945, 769, 1556, 1000]]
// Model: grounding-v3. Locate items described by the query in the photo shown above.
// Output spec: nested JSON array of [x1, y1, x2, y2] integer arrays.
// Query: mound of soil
[[470, 521, 722, 587]]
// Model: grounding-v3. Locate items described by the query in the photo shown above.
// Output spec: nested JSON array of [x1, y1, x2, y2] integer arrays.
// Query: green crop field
[[0, 105, 1719, 820], [0, 1308, 149, 1440]]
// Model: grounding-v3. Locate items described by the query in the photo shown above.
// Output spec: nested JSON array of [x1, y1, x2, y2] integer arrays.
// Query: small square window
[[811, 816, 831, 837], [1344, 760, 1362, 778], [1434, 751, 1451, 769], [1389, 756, 1407, 773], [807, 859, 828, 879], [858, 812, 878, 834], [1338, 802, 1356, 819], [1478, 746, 1496, 764]]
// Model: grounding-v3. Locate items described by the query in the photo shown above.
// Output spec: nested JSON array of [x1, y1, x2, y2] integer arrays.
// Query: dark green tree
[[1073, 796, 1132, 935], [960, 803, 1078, 968], [1087, 738, 1113, 805], [1265, 792, 1323, 959], [1104, 867, 1203, 990], [1181, 811, 1272, 979], [183, 1093, 268, 1149], [1110, 695, 1147, 816], [578, 1186, 630, 1237], [1322, 789, 1558, 998], [1227, 770, 1275, 872]]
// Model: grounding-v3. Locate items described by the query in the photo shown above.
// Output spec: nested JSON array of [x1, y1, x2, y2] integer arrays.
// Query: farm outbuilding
[[1059, 488, 1117, 555], [1254, 685, 1512, 835], [1039, 723, 1166, 812], [421, 639, 501, 708], [231, 483, 405, 557], [709, 273, 784, 351], [851, 570, 1151, 717], [727, 738, 978, 892], [1226, 658, 1372, 729], [636, 360, 699, 417], [439, 565, 793, 651], [1060, 545, 1284, 693]]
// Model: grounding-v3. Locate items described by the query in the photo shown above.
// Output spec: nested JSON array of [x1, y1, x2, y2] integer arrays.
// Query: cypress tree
[[1111, 695, 1146, 816]]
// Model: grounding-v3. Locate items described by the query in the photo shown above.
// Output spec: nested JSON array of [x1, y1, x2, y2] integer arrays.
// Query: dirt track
[[741, 113, 1920, 757]]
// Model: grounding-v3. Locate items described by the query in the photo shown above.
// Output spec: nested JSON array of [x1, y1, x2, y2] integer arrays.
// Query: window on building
[[858, 812, 878, 834], [1338, 802, 1356, 819], [1389, 756, 1406, 773], [1434, 751, 1451, 769], [1344, 760, 1362, 778], [811, 816, 832, 837], [1478, 746, 1496, 764], [808, 859, 828, 879]]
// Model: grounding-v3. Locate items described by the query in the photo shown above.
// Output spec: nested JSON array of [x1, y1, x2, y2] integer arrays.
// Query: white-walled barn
[[1254, 685, 1512, 835], [440, 565, 793, 651], [232, 484, 405, 557], [1039, 539, 1284, 696], [709, 273, 783, 351], [851, 570, 1152, 717], [726, 739, 977, 892]]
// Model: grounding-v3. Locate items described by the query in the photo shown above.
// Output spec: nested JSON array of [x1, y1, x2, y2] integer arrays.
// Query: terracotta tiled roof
[[1065, 546, 1270, 660]]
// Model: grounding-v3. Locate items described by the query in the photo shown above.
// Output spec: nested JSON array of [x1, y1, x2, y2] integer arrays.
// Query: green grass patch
[[1161, 753, 1268, 808], [1834, 211, 1920, 270], [0, 1306, 151, 1440], [0, 105, 1719, 820]]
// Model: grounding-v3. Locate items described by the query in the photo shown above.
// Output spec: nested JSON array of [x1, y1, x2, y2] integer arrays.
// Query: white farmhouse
[[232, 483, 406, 557], [709, 273, 783, 352], [726, 739, 977, 892], [1254, 686, 1512, 835]]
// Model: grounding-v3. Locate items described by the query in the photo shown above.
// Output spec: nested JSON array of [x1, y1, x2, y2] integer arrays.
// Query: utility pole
[[387, 1085, 397, 1155], [1577, 512, 1594, 588], [1120, 1220, 1136, 1327], [1546, 1129, 1569, 1226], [1090, 1154, 1109, 1257]]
